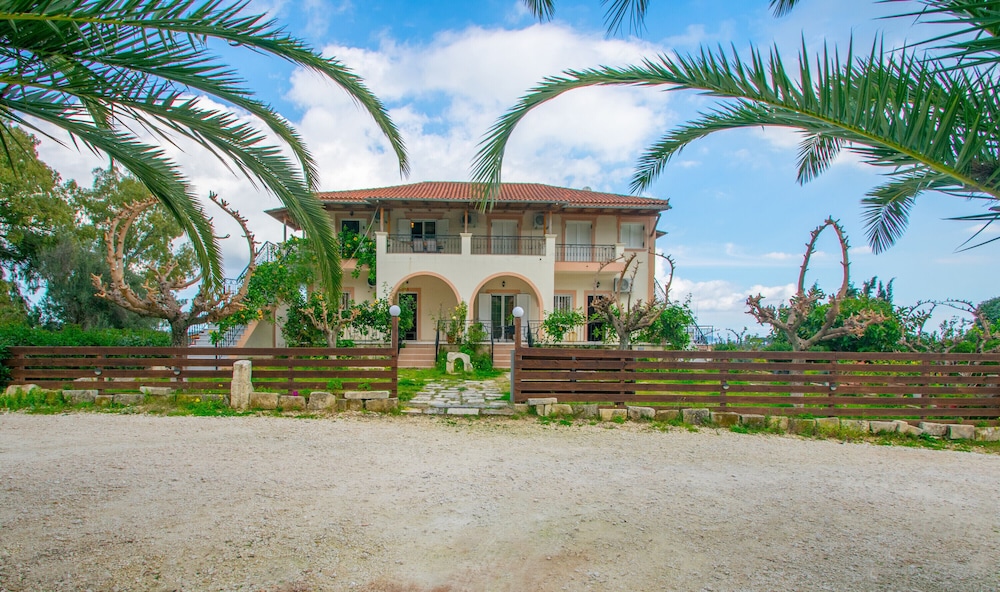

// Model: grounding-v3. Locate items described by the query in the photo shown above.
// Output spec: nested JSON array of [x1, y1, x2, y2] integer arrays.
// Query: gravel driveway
[[1, 413, 998, 592]]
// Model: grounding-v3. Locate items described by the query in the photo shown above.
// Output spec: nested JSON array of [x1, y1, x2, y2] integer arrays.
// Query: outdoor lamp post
[[512, 306, 524, 347], [389, 304, 401, 350]]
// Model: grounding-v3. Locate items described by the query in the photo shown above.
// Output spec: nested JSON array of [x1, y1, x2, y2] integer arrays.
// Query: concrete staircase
[[398, 343, 436, 369]]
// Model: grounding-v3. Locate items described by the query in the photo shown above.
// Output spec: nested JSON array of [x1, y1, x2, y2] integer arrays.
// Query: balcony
[[470, 236, 546, 255], [556, 244, 616, 262], [386, 234, 461, 254]]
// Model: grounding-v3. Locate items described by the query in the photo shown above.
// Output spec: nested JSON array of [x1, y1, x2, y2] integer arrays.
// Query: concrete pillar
[[231, 360, 252, 410]]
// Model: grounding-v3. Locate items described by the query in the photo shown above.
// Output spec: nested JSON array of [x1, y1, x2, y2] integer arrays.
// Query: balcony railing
[[470, 236, 546, 255], [386, 234, 461, 254], [556, 244, 616, 262]]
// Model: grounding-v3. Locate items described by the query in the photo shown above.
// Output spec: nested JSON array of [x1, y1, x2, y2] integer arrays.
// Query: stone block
[[527, 397, 558, 406], [536, 404, 552, 417], [947, 424, 976, 440], [249, 391, 278, 410], [815, 417, 840, 432], [447, 407, 480, 416], [627, 406, 656, 421], [63, 389, 97, 404], [740, 414, 767, 428], [140, 386, 174, 396], [278, 395, 306, 410], [788, 418, 816, 435], [422, 407, 445, 414], [365, 398, 398, 413], [344, 390, 389, 400], [975, 427, 1000, 442], [768, 416, 790, 432], [894, 421, 923, 436], [599, 408, 627, 422], [230, 360, 252, 410], [575, 404, 599, 418], [682, 408, 710, 425], [445, 351, 472, 374], [175, 393, 205, 405], [113, 393, 144, 406], [400, 408, 424, 415], [94, 394, 113, 407], [919, 422, 948, 437], [344, 399, 363, 412], [5, 384, 38, 396], [654, 409, 680, 422], [869, 421, 898, 434], [513, 404, 530, 414], [551, 404, 574, 416], [482, 407, 515, 416], [711, 411, 740, 427], [841, 420, 869, 433], [307, 391, 336, 412]]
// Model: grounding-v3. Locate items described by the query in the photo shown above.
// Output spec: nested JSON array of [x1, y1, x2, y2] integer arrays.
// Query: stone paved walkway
[[403, 378, 514, 416]]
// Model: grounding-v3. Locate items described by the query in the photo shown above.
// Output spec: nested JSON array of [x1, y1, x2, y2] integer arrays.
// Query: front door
[[491, 294, 516, 340], [399, 293, 417, 340], [587, 295, 606, 342]]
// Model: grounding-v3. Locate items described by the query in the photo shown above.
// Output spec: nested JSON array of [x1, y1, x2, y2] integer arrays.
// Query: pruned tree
[[590, 251, 677, 350], [297, 292, 361, 348], [92, 193, 256, 346], [900, 299, 1000, 354], [746, 218, 886, 351]]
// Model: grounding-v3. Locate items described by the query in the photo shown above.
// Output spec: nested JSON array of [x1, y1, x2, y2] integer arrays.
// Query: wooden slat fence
[[6, 346, 398, 398], [512, 347, 1000, 421]]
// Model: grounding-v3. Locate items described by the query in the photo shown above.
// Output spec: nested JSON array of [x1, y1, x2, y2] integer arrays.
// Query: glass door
[[491, 294, 516, 340], [399, 293, 417, 340]]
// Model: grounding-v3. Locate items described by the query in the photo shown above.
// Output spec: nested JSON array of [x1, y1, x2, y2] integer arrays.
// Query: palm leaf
[[0, 0, 409, 297], [473, 36, 1000, 251]]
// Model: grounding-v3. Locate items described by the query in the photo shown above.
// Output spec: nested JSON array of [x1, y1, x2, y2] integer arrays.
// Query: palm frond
[[473, 37, 999, 251], [0, 0, 409, 295]]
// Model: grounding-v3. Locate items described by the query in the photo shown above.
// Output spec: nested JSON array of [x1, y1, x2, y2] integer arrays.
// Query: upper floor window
[[412, 220, 436, 238], [620, 223, 645, 249], [554, 294, 573, 312]]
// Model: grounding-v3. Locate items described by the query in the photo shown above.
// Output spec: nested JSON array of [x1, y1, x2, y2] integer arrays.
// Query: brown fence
[[6, 345, 398, 397], [512, 338, 1000, 422]]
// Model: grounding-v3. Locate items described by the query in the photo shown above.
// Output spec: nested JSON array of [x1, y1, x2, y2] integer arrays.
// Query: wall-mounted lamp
[[501, 280, 506, 288], [596, 281, 601, 289]]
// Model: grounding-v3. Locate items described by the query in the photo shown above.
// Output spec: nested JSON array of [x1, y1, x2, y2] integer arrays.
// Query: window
[[340, 291, 352, 311], [341, 219, 361, 234], [554, 294, 573, 312], [411, 220, 436, 238], [620, 222, 645, 249]]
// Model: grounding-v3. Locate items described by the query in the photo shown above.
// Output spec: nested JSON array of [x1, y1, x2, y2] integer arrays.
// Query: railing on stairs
[[186, 240, 282, 347]]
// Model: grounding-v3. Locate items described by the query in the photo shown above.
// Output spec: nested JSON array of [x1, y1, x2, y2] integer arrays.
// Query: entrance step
[[492, 342, 515, 369], [398, 343, 436, 369]]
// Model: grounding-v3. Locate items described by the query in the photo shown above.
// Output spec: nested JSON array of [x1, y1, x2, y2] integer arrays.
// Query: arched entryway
[[391, 273, 461, 342], [472, 274, 544, 342]]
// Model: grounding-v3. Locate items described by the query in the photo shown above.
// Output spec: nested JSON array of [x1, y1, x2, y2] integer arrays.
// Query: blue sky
[[35, 0, 996, 335]]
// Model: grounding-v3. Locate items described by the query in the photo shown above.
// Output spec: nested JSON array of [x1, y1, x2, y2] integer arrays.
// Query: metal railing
[[386, 234, 461, 254], [556, 244, 616, 262], [470, 236, 546, 255]]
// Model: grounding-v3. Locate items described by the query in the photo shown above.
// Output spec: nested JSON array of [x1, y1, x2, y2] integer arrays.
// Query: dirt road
[[1, 413, 998, 591]]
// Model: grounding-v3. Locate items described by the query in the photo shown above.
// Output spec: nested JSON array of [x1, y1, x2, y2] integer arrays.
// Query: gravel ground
[[0, 413, 998, 592]]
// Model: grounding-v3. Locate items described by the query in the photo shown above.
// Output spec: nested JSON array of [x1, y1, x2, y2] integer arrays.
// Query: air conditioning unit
[[613, 277, 632, 293], [532, 213, 546, 229]]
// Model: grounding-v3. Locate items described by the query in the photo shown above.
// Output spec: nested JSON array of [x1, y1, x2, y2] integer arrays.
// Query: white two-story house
[[260, 181, 670, 365]]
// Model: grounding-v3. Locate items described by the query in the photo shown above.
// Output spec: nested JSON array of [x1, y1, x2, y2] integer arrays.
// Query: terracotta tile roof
[[313, 181, 670, 210]]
